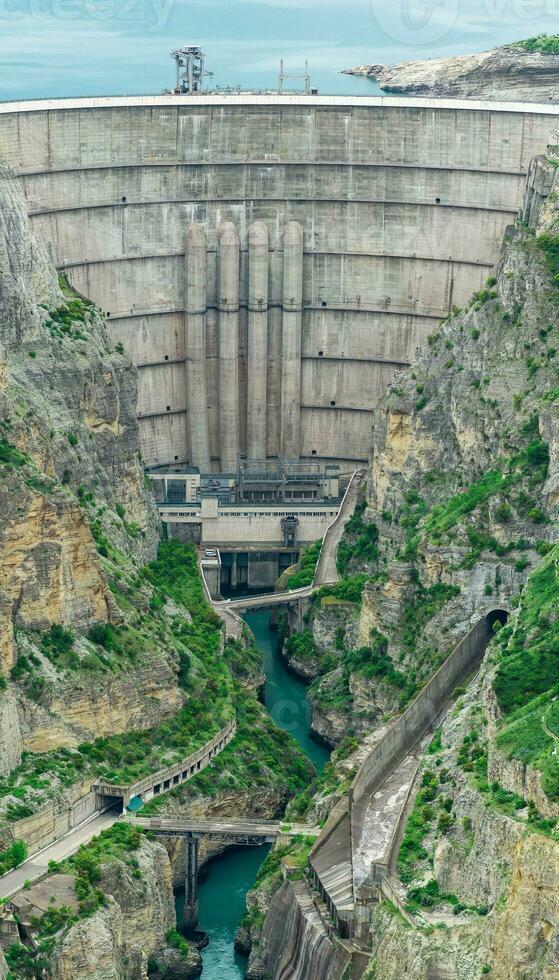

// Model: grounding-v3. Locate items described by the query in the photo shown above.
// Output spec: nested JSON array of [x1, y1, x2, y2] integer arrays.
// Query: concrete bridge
[[205, 469, 363, 633], [126, 815, 319, 929]]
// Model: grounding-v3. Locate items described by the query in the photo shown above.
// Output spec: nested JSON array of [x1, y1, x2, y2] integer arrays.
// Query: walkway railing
[[93, 717, 237, 808]]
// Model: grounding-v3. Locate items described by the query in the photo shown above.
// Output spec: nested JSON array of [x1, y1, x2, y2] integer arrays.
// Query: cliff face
[[0, 163, 184, 771], [251, 156, 559, 978], [49, 838, 201, 980], [345, 41, 559, 102]]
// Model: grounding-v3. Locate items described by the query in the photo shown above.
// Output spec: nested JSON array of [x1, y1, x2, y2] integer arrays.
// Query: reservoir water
[[180, 608, 329, 978], [1, 0, 551, 102]]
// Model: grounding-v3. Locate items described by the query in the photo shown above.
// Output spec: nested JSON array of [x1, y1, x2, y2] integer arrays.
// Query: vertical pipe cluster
[[247, 220, 269, 460], [183, 218, 304, 472], [281, 221, 304, 459], [185, 223, 211, 471], [218, 222, 240, 472]]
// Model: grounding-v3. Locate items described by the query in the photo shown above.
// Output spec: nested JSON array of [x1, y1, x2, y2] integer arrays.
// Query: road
[[0, 808, 119, 899], [314, 470, 363, 586]]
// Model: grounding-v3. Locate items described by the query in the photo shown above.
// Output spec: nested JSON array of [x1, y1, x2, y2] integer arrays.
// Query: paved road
[[0, 809, 119, 899], [314, 470, 363, 586]]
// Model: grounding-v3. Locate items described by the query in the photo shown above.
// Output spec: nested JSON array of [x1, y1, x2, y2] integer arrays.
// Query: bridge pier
[[183, 835, 200, 930]]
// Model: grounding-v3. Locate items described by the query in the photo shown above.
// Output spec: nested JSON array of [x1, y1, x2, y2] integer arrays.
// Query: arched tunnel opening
[[485, 608, 509, 630]]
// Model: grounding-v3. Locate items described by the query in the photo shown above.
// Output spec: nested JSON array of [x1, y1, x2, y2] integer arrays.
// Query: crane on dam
[[171, 45, 213, 94]]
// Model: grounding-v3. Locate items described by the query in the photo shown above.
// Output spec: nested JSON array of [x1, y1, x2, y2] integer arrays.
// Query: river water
[[177, 608, 329, 978]]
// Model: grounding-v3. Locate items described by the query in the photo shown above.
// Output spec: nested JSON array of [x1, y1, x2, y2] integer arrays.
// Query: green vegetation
[[3, 826, 141, 977], [287, 736, 359, 821], [45, 278, 95, 341], [0, 839, 27, 876], [285, 540, 322, 589], [490, 545, 559, 799], [346, 634, 416, 705], [313, 574, 368, 606], [165, 928, 190, 958], [0, 542, 235, 810], [515, 34, 559, 54], [398, 773, 437, 882], [0, 438, 32, 469], [419, 439, 549, 546], [337, 498, 379, 573], [285, 630, 319, 667], [405, 878, 487, 917], [142, 686, 311, 810]]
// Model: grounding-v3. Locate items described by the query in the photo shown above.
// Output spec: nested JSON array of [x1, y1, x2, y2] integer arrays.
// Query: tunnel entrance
[[485, 608, 509, 630]]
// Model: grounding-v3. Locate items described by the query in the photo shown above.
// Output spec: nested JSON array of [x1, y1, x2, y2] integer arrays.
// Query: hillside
[[345, 36, 559, 102], [246, 155, 559, 978]]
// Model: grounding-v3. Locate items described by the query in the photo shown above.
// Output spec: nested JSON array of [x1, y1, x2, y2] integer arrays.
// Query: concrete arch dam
[[1, 94, 557, 469]]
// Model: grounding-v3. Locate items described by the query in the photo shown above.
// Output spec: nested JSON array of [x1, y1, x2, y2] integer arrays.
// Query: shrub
[[285, 541, 321, 590]]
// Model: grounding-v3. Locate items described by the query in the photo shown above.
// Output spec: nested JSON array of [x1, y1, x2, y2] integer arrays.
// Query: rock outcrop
[[248, 155, 559, 978], [49, 839, 202, 980], [0, 162, 180, 767], [345, 40, 559, 102]]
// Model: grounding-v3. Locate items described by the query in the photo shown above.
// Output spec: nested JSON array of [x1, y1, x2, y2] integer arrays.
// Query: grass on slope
[[493, 543, 559, 799], [419, 439, 549, 545], [336, 498, 379, 573]]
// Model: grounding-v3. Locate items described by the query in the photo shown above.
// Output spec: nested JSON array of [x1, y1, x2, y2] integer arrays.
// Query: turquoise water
[[176, 845, 271, 979], [1, 0, 555, 102], [177, 609, 328, 977], [244, 609, 330, 772]]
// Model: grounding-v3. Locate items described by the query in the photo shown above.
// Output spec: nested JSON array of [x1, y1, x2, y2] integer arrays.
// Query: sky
[[0, 0, 558, 100]]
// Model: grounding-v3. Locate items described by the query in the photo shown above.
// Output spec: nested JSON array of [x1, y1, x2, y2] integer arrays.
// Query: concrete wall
[[1, 94, 557, 466], [350, 614, 496, 809], [7, 786, 97, 857], [161, 504, 339, 545]]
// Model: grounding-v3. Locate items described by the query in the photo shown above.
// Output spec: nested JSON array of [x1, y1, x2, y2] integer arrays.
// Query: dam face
[[0, 94, 557, 469]]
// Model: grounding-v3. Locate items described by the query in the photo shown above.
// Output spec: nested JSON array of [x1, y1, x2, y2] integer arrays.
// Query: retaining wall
[[7, 787, 97, 857], [349, 611, 505, 840]]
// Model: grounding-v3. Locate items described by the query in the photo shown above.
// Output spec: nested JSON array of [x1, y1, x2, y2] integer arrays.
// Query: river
[[177, 608, 329, 979]]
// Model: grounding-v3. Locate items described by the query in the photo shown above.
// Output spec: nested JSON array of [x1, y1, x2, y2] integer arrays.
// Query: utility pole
[[278, 60, 317, 95]]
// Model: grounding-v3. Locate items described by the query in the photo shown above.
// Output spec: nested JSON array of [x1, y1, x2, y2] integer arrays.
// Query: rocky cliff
[[0, 161, 187, 778], [40, 833, 202, 980], [248, 154, 559, 978], [345, 37, 559, 102]]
